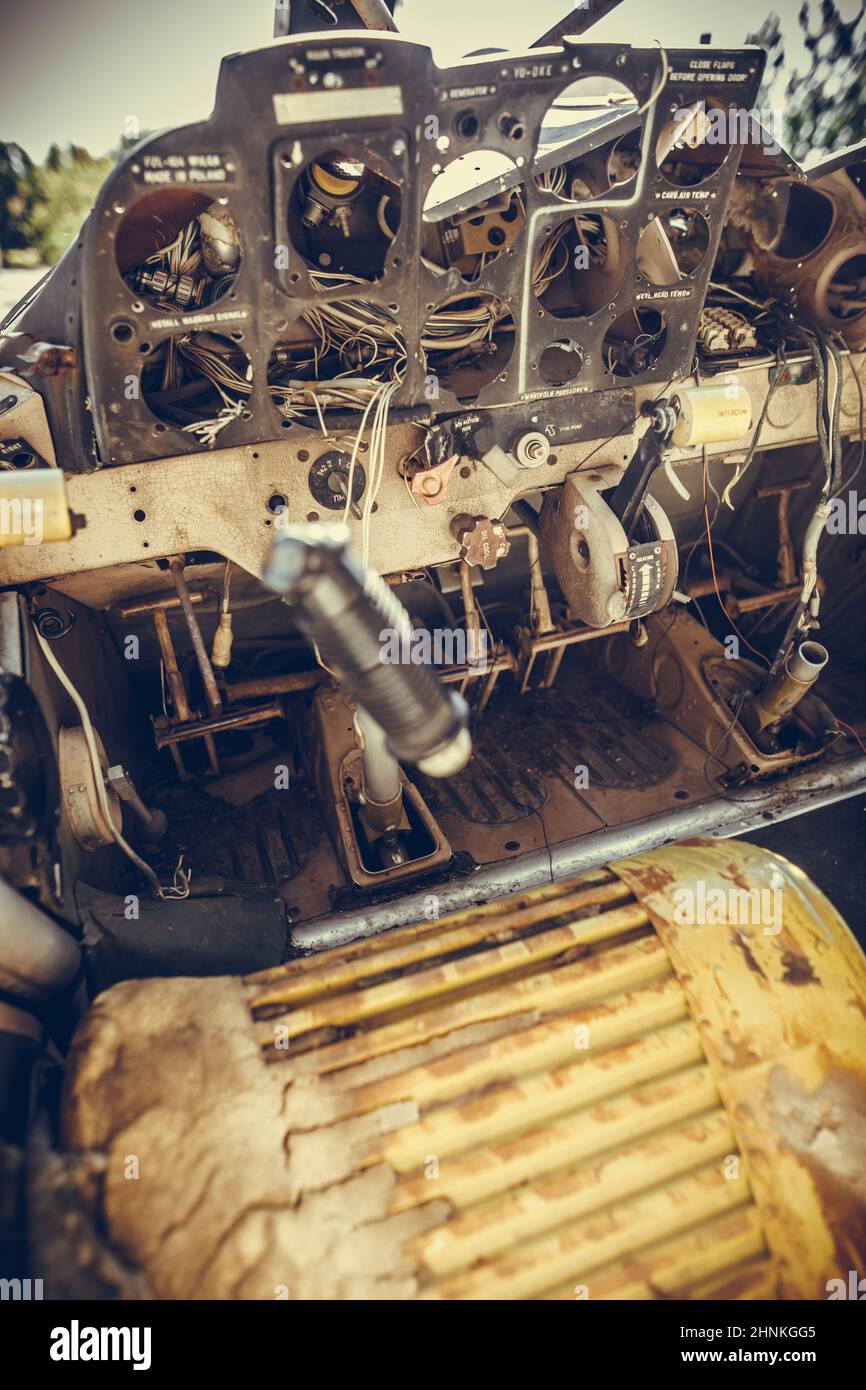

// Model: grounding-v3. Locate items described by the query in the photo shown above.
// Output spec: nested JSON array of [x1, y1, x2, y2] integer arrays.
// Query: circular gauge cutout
[[637, 209, 710, 284], [268, 299, 405, 427], [602, 308, 667, 377], [608, 129, 641, 189], [423, 152, 524, 282], [287, 148, 401, 285], [656, 99, 734, 187], [539, 339, 584, 386], [115, 190, 242, 312], [140, 332, 252, 442], [422, 292, 514, 401], [533, 210, 623, 316], [534, 76, 641, 201], [771, 184, 834, 259]]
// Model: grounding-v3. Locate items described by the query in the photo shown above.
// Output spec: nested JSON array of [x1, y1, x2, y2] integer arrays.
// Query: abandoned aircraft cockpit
[[1, 0, 865, 1314]]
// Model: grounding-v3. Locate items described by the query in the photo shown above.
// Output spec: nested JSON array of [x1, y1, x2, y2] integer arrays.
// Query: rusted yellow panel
[[391, 1063, 720, 1211], [256, 934, 670, 1070], [344, 975, 686, 1119], [613, 837, 866, 1300], [246, 870, 624, 991], [411, 1110, 736, 1279], [426, 1164, 747, 1300], [552, 1206, 770, 1300], [249, 900, 649, 1030], [379, 1017, 701, 1172]]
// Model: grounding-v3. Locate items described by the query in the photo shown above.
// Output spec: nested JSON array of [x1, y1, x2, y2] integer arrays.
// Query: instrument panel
[[67, 35, 764, 467]]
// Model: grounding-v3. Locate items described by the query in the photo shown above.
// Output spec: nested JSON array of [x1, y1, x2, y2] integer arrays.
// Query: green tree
[[0, 142, 37, 253], [748, 2, 866, 160], [25, 144, 116, 265], [2, 127, 154, 265]]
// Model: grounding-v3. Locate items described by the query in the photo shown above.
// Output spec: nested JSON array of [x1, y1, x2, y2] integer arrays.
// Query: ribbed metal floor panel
[[414, 679, 676, 825], [245, 866, 769, 1299]]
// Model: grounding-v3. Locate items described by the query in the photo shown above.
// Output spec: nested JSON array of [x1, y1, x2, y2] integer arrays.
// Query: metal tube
[[152, 605, 217, 776], [745, 639, 829, 734], [118, 591, 207, 619], [264, 525, 470, 777], [532, 0, 625, 46], [527, 533, 555, 635], [154, 700, 283, 745], [227, 670, 321, 701], [350, 0, 398, 30], [458, 560, 486, 665], [169, 558, 222, 716], [0, 878, 81, 1002], [355, 706, 402, 809], [152, 608, 192, 721], [788, 640, 829, 684]]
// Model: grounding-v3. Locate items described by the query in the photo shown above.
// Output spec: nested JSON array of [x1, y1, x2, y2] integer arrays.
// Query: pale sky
[[0, 0, 846, 162]]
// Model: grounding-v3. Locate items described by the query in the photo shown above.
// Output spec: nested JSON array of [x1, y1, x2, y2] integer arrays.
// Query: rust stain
[[730, 928, 766, 979], [719, 1030, 763, 1070], [619, 863, 677, 896], [20, 341, 78, 375], [724, 859, 756, 894], [780, 950, 819, 987]]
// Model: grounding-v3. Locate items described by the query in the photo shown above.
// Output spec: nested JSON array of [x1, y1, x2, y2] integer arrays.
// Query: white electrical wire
[[636, 43, 670, 121], [33, 625, 189, 900], [342, 380, 389, 525], [361, 378, 399, 566]]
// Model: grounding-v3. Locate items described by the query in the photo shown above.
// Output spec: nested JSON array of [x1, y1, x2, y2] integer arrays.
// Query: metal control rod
[[264, 525, 471, 777], [607, 405, 676, 539], [169, 557, 222, 717]]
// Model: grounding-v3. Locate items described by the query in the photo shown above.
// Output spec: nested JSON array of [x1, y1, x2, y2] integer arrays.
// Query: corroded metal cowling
[[61, 839, 866, 1300]]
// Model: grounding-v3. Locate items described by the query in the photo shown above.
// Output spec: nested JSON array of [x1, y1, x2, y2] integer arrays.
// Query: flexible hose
[[264, 525, 471, 775]]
